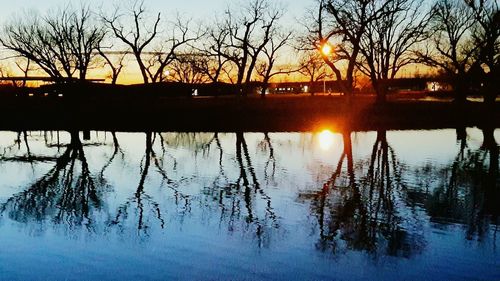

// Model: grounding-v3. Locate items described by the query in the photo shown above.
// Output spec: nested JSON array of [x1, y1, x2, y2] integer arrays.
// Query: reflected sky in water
[[0, 128, 498, 280]]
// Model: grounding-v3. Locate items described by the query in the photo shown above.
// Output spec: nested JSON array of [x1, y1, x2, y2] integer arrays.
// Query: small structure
[[268, 81, 347, 95], [382, 77, 452, 93], [0, 76, 106, 98], [0, 76, 105, 84]]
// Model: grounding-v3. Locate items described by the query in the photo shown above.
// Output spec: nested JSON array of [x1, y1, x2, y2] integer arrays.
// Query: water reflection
[[318, 129, 336, 151], [0, 131, 107, 231], [423, 127, 499, 239], [0, 128, 497, 279], [300, 130, 427, 258]]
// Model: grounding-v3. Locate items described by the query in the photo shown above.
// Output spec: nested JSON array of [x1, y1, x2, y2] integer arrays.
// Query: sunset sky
[[0, 0, 433, 84], [0, 0, 312, 84]]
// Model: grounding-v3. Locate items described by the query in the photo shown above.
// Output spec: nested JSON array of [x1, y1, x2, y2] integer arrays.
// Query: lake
[[0, 128, 498, 280]]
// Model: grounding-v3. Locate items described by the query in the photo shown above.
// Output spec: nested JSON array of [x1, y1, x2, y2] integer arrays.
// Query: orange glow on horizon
[[1, 52, 435, 85]]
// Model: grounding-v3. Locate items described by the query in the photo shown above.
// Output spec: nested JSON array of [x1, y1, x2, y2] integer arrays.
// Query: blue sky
[[0, 0, 310, 26]]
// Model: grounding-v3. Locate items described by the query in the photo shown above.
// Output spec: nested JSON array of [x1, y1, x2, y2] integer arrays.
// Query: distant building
[[268, 81, 348, 94], [268, 78, 453, 95], [426, 81, 452, 92], [381, 77, 452, 93]]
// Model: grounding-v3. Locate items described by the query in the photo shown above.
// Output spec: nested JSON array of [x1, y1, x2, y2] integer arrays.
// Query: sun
[[321, 44, 332, 56]]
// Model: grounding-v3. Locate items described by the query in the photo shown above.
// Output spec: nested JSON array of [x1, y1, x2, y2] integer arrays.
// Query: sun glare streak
[[318, 129, 336, 151]]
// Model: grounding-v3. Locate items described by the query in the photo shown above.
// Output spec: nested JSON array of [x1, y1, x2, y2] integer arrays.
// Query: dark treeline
[[0, 0, 498, 103]]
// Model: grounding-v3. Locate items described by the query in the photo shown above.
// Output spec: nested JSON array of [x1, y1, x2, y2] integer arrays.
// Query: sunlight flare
[[321, 44, 332, 56], [318, 129, 336, 151]]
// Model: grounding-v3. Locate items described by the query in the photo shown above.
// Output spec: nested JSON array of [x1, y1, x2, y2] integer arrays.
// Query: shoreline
[[1, 95, 498, 132]]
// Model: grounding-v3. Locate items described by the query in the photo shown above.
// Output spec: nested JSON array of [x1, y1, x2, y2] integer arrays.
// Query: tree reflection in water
[[159, 131, 279, 245], [299, 130, 425, 258], [0, 131, 109, 231], [0, 129, 497, 257], [423, 127, 499, 240], [110, 132, 168, 236]]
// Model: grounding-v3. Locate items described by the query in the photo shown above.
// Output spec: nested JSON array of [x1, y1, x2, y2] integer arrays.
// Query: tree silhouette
[[13, 58, 36, 88], [98, 47, 127, 85], [417, 0, 477, 103], [256, 30, 294, 97], [102, 0, 160, 84], [467, 0, 500, 105], [103, 0, 197, 84], [220, 0, 284, 94], [167, 53, 211, 84], [197, 21, 234, 83], [357, 0, 430, 103], [304, 0, 393, 96], [297, 51, 330, 95], [1, 4, 105, 81]]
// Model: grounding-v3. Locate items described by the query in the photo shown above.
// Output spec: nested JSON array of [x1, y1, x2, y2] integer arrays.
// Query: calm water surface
[[0, 128, 498, 280]]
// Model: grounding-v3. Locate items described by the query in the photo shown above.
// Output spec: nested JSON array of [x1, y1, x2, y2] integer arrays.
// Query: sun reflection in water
[[318, 129, 336, 151]]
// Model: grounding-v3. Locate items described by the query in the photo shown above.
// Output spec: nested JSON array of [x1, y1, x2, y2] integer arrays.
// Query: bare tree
[[56, 5, 106, 81], [167, 53, 211, 84], [297, 51, 332, 95], [304, 0, 393, 96], [417, 0, 477, 103], [98, 48, 127, 85], [298, 51, 328, 83], [10, 58, 37, 88], [103, 1, 198, 84], [223, 0, 285, 94], [1, 13, 62, 79], [103, 0, 160, 84], [146, 17, 200, 83], [14, 58, 32, 87], [466, 0, 500, 105], [256, 30, 294, 97], [357, 0, 430, 103], [1, 5, 105, 82], [197, 20, 234, 83]]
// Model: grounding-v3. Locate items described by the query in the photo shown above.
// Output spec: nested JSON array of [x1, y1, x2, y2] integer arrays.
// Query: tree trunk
[[69, 131, 82, 148], [484, 72, 498, 106], [484, 91, 497, 104], [453, 75, 468, 103], [375, 83, 387, 104], [454, 89, 467, 103], [260, 84, 267, 98], [134, 52, 149, 84], [260, 76, 271, 98]]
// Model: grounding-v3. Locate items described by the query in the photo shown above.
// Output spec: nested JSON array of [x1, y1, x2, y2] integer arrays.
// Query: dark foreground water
[[0, 128, 498, 281]]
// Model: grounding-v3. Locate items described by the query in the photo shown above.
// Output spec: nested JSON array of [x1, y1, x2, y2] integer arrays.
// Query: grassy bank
[[0, 95, 498, 132]]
